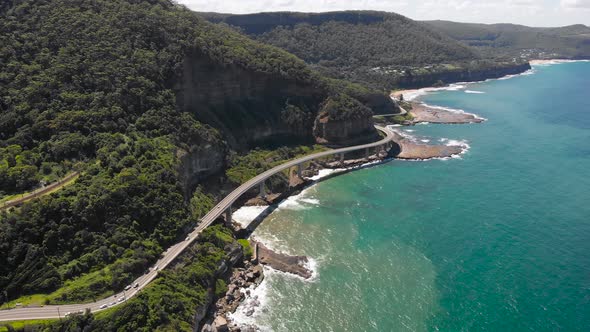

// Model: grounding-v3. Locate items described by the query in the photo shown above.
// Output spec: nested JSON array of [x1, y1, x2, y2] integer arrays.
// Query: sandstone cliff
[[175, 50, 394, 150], [177, 142, 226, 198], [176, 51, 322, 149], [313, 95, 379, 146]]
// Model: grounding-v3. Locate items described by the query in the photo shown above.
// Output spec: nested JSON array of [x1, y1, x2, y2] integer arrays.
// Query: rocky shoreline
[[200, 150, 396, 332], [391, 131, 464, 160], [200, 258, 264, 332], [255, 242, 313, 279], [199, 106, 482, 330], [408, 102, 484, 124]]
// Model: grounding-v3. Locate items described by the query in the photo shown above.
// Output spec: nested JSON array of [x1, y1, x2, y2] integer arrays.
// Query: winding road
[[0, 125, 397, 322]]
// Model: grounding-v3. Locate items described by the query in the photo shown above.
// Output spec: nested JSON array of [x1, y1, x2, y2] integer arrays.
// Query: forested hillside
[[201, 11, 531, 89], [205, 11, 478, 68], [424, 21, 590, 60], [0, 0, 394, 326]]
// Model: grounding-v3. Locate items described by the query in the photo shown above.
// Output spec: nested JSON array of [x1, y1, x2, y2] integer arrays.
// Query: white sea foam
[[421, 102, 488, 121], [421, 139, 430, 143], [307, 168, 346, 181], [495, 68, 536, 81], [276, 189, 320, 211], [232, 206, 270, 228], [404, 129, 415, 133], [465, 90, 485, 94], [403, 83, 467, 101], [531, 59, 590, 66], [229, 256, 321, 330], [228, 266, 273, 330], [391, 128, 418, 142], [405, 68, 539, 102], [439, 138, 471, 158]]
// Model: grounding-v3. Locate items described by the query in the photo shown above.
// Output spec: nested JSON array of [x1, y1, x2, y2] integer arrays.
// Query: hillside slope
[[201, 11, 531, 89], [424, 20, 590, 60], [0, 0, 394, 321]]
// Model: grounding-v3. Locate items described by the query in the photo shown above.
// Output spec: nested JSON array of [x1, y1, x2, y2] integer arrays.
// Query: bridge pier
[[339, 152, 345, 163], [259, 181, 266, 198], [225, 206, 232, 226], [297, 164, 303, 178], [365, 147, 370, 158]]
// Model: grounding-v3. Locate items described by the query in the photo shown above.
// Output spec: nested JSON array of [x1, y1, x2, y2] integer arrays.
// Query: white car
[[124, 285, 131, 291], [99, 304, 108, 309], [110, 302, 116, 306], [118, 297, 125, 302], [133, 282, 139, 288]]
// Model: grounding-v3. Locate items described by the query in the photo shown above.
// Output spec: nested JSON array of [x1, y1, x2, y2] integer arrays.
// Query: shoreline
[[529, 59, 590, 65], [223, 65, 543, 330], [392, 58, 589, 102], [222, 145, 471, 330]]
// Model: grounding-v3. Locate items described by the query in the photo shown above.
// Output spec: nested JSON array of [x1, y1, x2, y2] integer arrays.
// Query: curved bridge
[[0, 125, 397, 322]]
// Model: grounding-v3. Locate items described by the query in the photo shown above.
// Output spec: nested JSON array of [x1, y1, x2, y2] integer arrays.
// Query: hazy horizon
[[175, 0, 590, 27]]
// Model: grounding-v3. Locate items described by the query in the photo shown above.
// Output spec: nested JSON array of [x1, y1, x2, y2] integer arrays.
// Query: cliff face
[[176, 51, 324, 149], [313, 95, 379, 146], [395, 62, 532, 88], [177, 142, 226, 198], [313, 112, 378, 146], [175, 50, 396, 151]]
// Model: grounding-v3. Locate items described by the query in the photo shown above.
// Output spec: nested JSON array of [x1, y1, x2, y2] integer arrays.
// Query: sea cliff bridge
[[0, 125, 397, 322]]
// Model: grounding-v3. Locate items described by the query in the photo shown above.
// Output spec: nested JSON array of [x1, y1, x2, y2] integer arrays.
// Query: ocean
[[231, 61, 590, 331]]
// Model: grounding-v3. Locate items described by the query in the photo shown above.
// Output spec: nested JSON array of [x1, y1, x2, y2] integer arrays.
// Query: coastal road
[[374, 106, 409, 117], [0, 172, 80, 211], [0, 125, 396, 323]]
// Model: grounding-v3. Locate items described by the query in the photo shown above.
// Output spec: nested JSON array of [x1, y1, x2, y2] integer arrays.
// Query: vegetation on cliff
[[0, 0, 388, 312], [424, 21, 590, 60], [200, 11, 531, 89], [0, 225, 240, 332]]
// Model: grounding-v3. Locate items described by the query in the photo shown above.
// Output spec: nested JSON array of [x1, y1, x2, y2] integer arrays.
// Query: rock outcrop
[[176, 52, 322, 149], [313, 94, 380, 146], [176, 52, 389, 150], [177, 142, 226, 198], [255, 242, 312, 279], [409, 103, 485, 124]]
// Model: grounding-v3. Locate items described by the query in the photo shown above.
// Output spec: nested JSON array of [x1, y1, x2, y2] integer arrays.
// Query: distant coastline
[[530, 59, 590, 65]]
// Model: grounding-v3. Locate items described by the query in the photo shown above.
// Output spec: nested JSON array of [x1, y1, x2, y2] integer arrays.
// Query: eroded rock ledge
[[409, 102, 484, 124], [391, 132, 464, 160], [255, 242, 313, 279]]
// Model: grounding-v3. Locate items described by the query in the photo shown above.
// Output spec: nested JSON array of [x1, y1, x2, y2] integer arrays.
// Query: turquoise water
[[241, 62, 590, 331]]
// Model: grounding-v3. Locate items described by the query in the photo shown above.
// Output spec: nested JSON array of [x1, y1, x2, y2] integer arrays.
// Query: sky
[[175, 0, 590, 27]]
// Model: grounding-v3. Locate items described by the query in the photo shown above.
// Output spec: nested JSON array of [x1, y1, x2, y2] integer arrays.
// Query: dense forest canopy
[[199, 11, 534, 89], [0, 0, 391, 310], [203, 11, 478, 68]]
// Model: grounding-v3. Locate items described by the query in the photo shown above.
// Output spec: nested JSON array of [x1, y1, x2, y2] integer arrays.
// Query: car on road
[[133, 282, 139, 288], [124, 285, 131, 291], [118, 297, 125, 303], [185, 236, 190, 241], [110, 302, 116, 306], [99, 304, 108, 309]]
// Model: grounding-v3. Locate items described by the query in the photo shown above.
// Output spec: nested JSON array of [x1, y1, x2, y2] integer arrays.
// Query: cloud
[[561, 0, 590, 8]]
